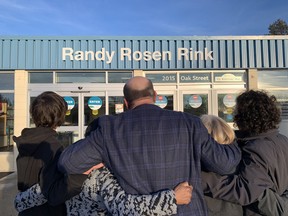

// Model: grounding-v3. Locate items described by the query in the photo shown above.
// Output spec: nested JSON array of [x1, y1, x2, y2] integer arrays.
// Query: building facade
[[1, 35, 288, 171]]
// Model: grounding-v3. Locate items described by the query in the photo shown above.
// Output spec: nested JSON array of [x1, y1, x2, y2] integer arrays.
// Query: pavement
[[0, 172, 18, 216]]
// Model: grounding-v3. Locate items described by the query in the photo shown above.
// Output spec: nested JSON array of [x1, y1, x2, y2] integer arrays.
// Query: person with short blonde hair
[[201, 114, 235, 145]]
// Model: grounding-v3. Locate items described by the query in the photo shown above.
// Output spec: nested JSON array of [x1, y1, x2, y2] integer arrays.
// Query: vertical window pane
[[155, 95, 174, 110], [56, 131, 79, 148], [63, 96, 79, 126], [183, 94, 208, 117], [84, 96, 106, 126], [218, 93, 237, 123], [0, 73, 14, 90], [108, 96, 126, 115], [258, 70, 288, 88], [29, 72, 53, 83], [269, 91, 288, 120], [56, 72, 105, 83], [108, 72, 132, 83], [0, 93, 14, 152]]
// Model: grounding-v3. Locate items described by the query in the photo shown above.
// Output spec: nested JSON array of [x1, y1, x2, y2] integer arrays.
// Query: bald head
[[123, 76, 156, 109]]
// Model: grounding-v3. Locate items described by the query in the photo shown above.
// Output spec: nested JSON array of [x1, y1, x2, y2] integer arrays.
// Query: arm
[[58, 134, 103, 174], [40, 150, 87, 206], [202, 148, 274, 205], [14, 184, 47, 212], [257, 189, 288, 216], [14, 164, 99, 212], [195, 118, 241, 175], [201, 136, 241, 175], [15, 167, 192, 215], [14, 172, 87, 212], [79, 167, 192, 216]]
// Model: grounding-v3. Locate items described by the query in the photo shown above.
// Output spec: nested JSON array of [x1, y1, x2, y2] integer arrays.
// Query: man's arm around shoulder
[[58, 133, 103, 174]]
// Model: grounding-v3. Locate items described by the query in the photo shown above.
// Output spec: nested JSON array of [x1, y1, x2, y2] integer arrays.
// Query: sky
[[0, 0, 288, 36]]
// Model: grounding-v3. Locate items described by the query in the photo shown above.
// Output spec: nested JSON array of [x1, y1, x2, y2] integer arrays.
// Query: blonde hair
[[200, 115, 235, 144]]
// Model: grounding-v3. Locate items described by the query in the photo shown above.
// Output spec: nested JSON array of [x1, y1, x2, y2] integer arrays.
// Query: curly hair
[[233, 90, 281, 135]]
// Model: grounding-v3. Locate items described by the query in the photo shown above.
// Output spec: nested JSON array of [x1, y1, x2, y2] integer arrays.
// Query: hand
[[83, 163, 104, 175], [173, 181, 193, 205]]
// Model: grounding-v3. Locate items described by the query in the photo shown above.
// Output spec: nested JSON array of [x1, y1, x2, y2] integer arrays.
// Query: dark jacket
[[203, 129, 288, 215], [59, 104, 241, 216], [14, 127, 85, 216]]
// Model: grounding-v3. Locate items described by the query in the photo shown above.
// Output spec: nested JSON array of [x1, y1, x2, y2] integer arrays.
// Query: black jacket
[[203, 129, 288, 215], [14, 127, 86, 216]]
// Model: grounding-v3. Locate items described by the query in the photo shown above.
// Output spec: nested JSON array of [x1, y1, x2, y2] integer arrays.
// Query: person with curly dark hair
[[234, 90, 281, 135], [203, 90, 288, 216]]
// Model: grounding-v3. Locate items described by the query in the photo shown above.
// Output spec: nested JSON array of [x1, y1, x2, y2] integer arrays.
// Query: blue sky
[[0, 0, 288, 36]]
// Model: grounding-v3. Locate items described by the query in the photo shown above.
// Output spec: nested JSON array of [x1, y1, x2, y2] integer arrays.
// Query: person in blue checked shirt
[[58, 76, 241, 216]]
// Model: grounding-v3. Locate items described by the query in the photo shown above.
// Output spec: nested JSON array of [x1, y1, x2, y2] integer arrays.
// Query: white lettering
[[194, 51, 203, 61], [74, 51, 84, 61], [95, 48, 105, 61], [61, 47, 214, 63], [85, 51, 95, 60], [205, 48, 214, 60], [163, 51, 171, 61], [177, 48, 188, 61], [106, 51, 115, 64], [193, 75, 209, 81], [121, 48, 131, 61], [152, 51, 162, 61], [133, 51, 142, 61], [143, 51, 152, 61], [62, 48, 74, 60]]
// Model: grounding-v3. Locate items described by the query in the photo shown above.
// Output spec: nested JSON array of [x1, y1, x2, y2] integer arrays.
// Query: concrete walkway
[[0, 172, 18, 216]]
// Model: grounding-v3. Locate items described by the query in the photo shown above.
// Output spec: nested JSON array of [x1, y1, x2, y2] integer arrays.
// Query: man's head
[[30, 91, 67, 128], [123, 76, 156, 109]]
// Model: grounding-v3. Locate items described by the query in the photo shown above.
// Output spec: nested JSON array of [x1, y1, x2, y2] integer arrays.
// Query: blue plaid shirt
[[59, 104, 241, 216]]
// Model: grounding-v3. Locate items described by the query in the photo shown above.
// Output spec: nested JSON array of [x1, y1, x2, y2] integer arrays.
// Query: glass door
[[154, 91, 176, 111], [180, 90, 211, 117], [57, 92, 106, 146], [213, 88, 245, 127]]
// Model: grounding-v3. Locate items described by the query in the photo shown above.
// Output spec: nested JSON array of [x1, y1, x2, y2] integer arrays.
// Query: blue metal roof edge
[[1, 35, 288, 40]]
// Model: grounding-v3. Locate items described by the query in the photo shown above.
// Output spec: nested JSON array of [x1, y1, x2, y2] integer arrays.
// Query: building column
[[247, 69, 258, 90], [13, 70, 29, 171]]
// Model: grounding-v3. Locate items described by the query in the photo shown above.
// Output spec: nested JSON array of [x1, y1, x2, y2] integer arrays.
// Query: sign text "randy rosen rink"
[[62, 48, 214, 64]]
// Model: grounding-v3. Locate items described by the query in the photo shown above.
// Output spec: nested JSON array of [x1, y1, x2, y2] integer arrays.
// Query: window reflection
[[0, 73, 14, 90], [56, 131, 79, 148], [108, 72, 132, 83], [56, 72, 105, 83], [29, 72, 53, 83], [84, 96, 105, 126], [0, 93, 14, 152], [183, 94, 208, 116], [269, 91, 288, 120], [218, 93, 236, 123], [258, 70, 288, 88], [108, 96, 126, 115]]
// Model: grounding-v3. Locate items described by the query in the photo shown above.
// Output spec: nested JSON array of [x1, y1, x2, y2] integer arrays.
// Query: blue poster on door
[[155, 95, 168, 108], [88, 96, 102, 110], [64, 96, 75, 110]]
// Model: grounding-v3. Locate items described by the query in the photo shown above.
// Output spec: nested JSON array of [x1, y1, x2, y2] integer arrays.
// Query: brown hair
[[30, 91, 67, 128]]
